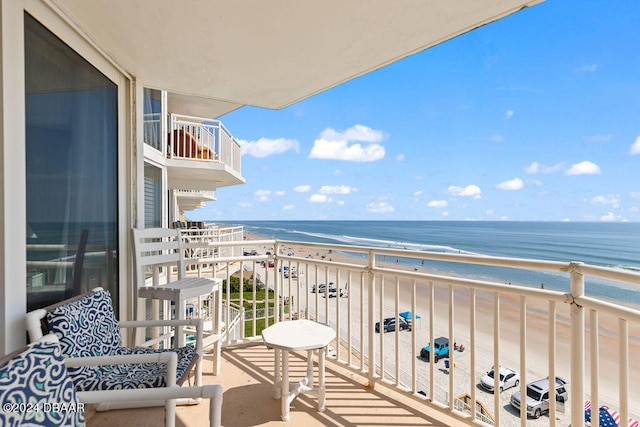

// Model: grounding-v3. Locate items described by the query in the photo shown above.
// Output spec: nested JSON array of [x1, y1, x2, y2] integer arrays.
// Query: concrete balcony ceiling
[[51, 0, 542, 117], [167, 159, 244, 191]]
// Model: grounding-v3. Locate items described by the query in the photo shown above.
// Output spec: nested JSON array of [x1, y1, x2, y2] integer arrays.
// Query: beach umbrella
[[398, 311, 421, 320], [585, 403, 639, 427]]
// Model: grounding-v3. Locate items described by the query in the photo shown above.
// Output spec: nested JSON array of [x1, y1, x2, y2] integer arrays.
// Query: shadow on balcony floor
[[86, 341, 464, 426]]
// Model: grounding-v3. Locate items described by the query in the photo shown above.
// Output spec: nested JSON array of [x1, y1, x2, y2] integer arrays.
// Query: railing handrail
[[178, 232, 640, 425]]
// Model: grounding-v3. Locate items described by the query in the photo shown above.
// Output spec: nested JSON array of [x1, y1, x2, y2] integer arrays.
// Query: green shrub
[[222, 276, 255, 293]]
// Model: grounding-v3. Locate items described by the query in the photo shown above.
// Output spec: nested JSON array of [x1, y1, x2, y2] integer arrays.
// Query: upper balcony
[[174, 189, 217, 211], [144, 113, 245, 191]]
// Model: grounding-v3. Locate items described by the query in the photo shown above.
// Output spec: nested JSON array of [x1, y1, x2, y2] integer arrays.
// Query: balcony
[[175, 189, 217, 211], [94, 233, 640, 426], [143, 113, 245, 191]]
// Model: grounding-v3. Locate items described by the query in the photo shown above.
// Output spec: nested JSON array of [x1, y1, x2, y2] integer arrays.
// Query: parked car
[[312, 282, 334, 293], [324, 288, 345, 298], [480, 366, 520, 393], [420, 337, 449, 362], [510, 376, 568, 419], [243, 249, 257, 256], [375, 317, 410, 333]]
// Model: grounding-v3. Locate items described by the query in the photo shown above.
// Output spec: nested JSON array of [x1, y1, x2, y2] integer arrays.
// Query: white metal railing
[[175, 189, 216, 199], [26, 244, 115, 293], [177, 233, 640, 426], [166, 113, 242, 176]]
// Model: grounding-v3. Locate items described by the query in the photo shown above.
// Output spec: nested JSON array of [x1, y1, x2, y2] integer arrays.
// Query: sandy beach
[[240, 233, 640, 426]]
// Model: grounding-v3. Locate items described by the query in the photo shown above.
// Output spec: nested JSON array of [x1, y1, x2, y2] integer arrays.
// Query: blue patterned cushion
[[72, 346, 198, 391], [47, 289, 198, 391], [0, 341, 85, 426], [47, 289, 122, 386]]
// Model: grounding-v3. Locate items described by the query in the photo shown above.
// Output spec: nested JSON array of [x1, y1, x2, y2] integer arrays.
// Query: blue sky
[[192, 1, 640, 222]]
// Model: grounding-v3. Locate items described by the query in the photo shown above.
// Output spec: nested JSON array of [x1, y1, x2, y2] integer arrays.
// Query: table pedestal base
[[272, 347, 327, 421]]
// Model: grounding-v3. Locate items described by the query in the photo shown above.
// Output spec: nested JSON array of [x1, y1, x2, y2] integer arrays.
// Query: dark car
[[375, 317, 410, 333]]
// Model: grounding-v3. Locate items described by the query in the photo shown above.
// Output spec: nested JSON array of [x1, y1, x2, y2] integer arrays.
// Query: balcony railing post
[[367, 250, 375, 386], [569, 261, 585, 426]]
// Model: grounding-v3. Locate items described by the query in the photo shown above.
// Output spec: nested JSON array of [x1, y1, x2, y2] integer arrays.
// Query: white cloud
[[573, 64, 598, 73], [413, 190, 423, 197], [321, 124, 384, 143], [238, 201, 252, 208], [591, 195, 620, 208], [500, 215, 509, 220], [333, 169, 343, 176], [275, 190, 285, 196], [525, 161, 564, 174], [630, 136, 640, 155], [448, 185, 482, 198], [254, 190, 271, 202], [427, 200, 448, 208], [282, 204, 295, 210], [505, 110, 514, 119], [336, 200, 345, 206], [496, 177, 524, 191], [309, 194, 331, 203], [486, 209, 494, 215], [631, 192, 640, 198], [293, 185, 311, 193], [239, 137, 299, 158], [441, 211, 449, 217], [600, 212, 617, 221], [396, 153, 405, 161], [565, 160, 601, 175], [319, 185, 356, 195], [309, 125, 386, 162], [366, 202, 395, 213]]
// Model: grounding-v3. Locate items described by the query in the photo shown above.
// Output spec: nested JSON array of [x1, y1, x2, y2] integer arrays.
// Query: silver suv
[[510, 376, 568, 419]]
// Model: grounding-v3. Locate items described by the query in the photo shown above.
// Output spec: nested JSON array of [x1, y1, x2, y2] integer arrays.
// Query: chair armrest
[[76, 384, 223, 427], [25, 308, 48, 341], [65, 352, 178, 387]]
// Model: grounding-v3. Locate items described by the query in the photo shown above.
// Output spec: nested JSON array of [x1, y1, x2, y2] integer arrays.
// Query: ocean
[[215, 220, 640, 305]]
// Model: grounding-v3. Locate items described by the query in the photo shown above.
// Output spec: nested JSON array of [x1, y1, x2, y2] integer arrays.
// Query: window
[[25, 13, 119, 311], [143, 88, 162, 150], [144, 163, 162, 228]]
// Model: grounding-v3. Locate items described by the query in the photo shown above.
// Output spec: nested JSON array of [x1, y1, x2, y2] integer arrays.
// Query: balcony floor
[[85, 341, 465, 426]]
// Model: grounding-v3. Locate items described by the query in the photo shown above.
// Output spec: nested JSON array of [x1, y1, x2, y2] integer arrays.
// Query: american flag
[[585, 402, 640, 427]]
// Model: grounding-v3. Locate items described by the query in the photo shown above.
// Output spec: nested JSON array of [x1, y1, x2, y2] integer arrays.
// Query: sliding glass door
[[24, 13, 119, 311]]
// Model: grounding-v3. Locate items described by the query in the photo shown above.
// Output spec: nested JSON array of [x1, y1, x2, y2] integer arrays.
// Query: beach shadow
[[475, 383, 491, 393], [503, 402, 546, 419], [416, 355, 437, 364]]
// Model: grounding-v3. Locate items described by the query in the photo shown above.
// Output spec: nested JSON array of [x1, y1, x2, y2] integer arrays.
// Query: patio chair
[[131, 227, 222, 374], [25, 287, 204, 411], [0, 334, 222, 427]]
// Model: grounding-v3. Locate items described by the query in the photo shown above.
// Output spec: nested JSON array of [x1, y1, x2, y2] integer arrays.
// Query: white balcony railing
[[166, 113, 242, 175], [178, 234, 640, 426]]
